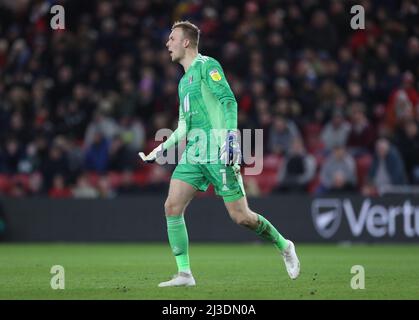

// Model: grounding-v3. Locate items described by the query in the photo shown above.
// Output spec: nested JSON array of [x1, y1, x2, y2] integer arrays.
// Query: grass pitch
[[0, 243, 418, 300]]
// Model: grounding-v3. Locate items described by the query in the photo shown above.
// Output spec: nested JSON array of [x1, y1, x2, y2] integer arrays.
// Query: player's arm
[[139, 108, 187, 163], [204, 60, 240, 165], [204, 60, 238, 130]]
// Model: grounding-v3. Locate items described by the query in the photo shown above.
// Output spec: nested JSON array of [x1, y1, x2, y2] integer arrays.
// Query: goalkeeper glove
[[138, 144, 163, 163], [220, 130, 241, 166]]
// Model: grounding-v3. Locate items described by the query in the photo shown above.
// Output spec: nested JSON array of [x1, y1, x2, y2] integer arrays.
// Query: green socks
[[166, 215, 191, 273], [255, 214, 288, 251], [166, 213, 286, 272]]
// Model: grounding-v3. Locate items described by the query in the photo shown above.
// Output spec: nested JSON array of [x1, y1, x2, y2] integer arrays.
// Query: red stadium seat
[[107, 171, 123, 188], [86, 172, 100, 187], [12, 174, 30, 190], [248, 170, 279, 195], [0, 174, 11, 193], [307, 173, 321, 194], [303, 122, 322, 139], [303, 122, 325, 155], [133, 170, 148, 186], [356, 153, 373, 187], [263, 154, 283, 174]]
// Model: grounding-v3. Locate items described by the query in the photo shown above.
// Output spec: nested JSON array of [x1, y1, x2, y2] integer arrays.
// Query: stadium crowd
[[0, 0, 418, 198]]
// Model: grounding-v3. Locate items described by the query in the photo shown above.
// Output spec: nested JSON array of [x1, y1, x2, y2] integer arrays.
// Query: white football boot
[[281, 240, 300, 280], [158, 272, 196, 287]]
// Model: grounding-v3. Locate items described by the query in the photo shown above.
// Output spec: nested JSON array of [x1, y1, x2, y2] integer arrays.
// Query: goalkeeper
[[139, 21, 300, 287]]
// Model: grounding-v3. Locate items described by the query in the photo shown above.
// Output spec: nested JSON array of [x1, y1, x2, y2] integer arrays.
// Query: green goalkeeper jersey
[[163, 54, 237, 164]]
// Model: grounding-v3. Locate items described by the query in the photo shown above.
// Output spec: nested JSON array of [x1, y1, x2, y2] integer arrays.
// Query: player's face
[[166, 28, 185, 62]]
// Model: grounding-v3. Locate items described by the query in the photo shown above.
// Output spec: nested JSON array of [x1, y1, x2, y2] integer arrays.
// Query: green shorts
[[172, 162, 246, 202]]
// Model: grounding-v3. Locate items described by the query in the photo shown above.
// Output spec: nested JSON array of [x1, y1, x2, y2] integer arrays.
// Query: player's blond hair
[[172, 20, 200, 48]]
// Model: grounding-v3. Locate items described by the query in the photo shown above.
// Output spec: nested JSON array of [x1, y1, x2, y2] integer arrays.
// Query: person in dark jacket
[[84, 131, 110, 173], [364, 138, 407, 194], [395, 120, 419, 183]]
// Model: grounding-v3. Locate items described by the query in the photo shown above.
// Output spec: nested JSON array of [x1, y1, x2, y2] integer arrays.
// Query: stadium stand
[[0, 0, 418, 197]]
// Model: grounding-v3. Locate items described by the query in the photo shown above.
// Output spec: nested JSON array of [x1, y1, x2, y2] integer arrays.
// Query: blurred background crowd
[[0, 0, 418, 198]]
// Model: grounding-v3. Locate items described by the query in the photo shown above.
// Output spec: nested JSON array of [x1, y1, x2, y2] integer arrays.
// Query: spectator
[[319, 144, 357, 194], [347, 102, 376, 156], [63, 101, 89, 141], [40, 145, 70, 189], [84, 131, 110, 173], [72, 174, 99, 198], [48, 175, 72, 199], [117, 79, 140, 118], [9, 111, 32, 145], [8, 181, 27, 198], [317, 79, 344, 121], [118, 115, 146, 152], [28, 172, 45, 196], [108, 135, 135, 171], [1, 137, 24, 174], [275, 139, 316, 193], [304, 10, 338, 53], [268, 115, 301, 155], [320, 110, 351, 152], [18, 143, 40, 174], [60, 138, 84, 182], [97, 176, 116, 198], [364, 138, 407, 195], [401, 37, 419, 74], [395, 120, 419, 183], [385, 71, 419, 131], [84, 111, 119, 148]]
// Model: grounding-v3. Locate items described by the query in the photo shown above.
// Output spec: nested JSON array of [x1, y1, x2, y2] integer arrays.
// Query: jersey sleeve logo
[[209, 69, 222, 81]]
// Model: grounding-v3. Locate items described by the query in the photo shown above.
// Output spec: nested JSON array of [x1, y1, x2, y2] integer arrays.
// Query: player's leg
[[206, 163, 300, 279], [224, 196, 288, 251], [159, 163, 210, 287], [159, 178, 197, 287], [224, 196, 300, 279]]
